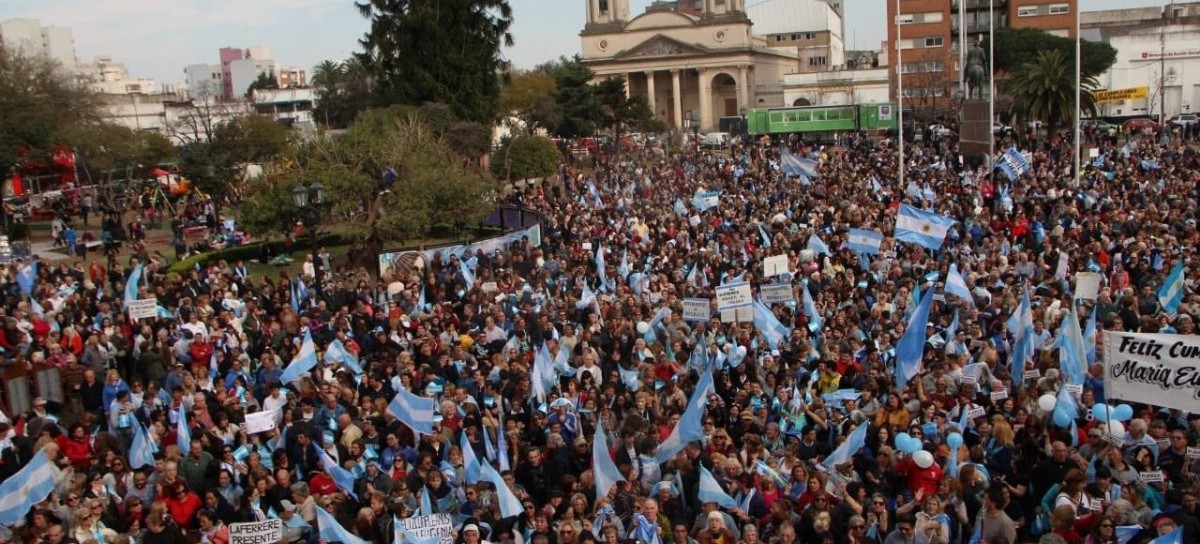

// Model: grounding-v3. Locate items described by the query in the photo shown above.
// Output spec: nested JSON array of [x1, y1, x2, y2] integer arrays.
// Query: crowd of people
[[2, 126, 1199, 544]]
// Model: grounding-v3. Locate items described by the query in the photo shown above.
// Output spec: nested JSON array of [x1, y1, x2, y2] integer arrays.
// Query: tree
[[240, 109, 493, 244], [180, 115, 291, 204], [491, 135, 559, 181], [499, 70, 560, 134], [1006, 49, 1098, 139], [541, 56, 603, 138], [355, 0, 514, 125], [987, 27, 1116, 79], [311, 58, 372, 129], [245, 72, 279, 99], [62, 124, 174, 181], [444, 121, 493, 164], [595, 76, 658, 142], [0, 44, 103, 179]]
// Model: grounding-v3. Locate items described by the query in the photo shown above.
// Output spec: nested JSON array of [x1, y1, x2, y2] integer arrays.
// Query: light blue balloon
[[896, 432, 913, 452], [946, 432, 963, 450], [1053, 409, 1073, 428], [1113, 404, 1134, 421], [1091, 404, 1111, 422]]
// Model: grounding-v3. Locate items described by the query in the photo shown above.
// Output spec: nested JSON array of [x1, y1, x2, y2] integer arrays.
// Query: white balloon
[[1038, 394, 1057, 413], [913, 450, 935, 469], [636, 322, 650, 334], [1104, 420, 1125, 436]]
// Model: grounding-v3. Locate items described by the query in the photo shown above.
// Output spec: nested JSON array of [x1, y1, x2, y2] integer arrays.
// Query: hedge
[[166, 233, 348, 277]]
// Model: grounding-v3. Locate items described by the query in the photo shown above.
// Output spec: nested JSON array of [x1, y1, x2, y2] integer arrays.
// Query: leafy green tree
[[595, 76, 658, 144], [499, 70, 560, 134], [62, 124, 174, 180], [444, 121, 493, 163], [0, 45, 102, 180], [491, 135, 559, 181], [245, 72, 279, 99], [180, 115, 290, 204], [311, 58, 372, 129], [355, 0, 513, 125], [986, 27, 1116, 79], [241, 110, 493, 243], [1006, 49, 1098, 139], [540, 56, 603, 137]]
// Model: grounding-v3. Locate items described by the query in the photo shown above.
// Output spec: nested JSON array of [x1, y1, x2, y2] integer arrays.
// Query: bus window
[[798, 111, 811, 122]]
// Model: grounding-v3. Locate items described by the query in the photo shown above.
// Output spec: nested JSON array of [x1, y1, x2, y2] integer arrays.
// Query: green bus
[[746, 103, 898, 137]]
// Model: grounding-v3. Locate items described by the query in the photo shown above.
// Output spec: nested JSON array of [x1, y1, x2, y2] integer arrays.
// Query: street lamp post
[[292, 181, 326, 303]]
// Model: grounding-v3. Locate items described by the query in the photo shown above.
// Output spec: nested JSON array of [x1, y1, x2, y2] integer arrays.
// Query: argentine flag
[[1158, 260, 1185, 314], [944, 263, 974, 305], [847, 228, 883, 255], [593, 424, 625, 500], [822, 422, 869, 469], [388, 387, 438, 436], [0, 450, 61, 525], [280, 330, 318, 385], [807, 233, 830, 256], [895, 204, 956, 251], [697, 465, 737, 508]]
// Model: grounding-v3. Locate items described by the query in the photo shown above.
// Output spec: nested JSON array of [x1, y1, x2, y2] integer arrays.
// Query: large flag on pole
[[895, 204, 956, 251], [387, 387, 438, 436], [895, 288, 935, 389], [593, 424, 625, 500]]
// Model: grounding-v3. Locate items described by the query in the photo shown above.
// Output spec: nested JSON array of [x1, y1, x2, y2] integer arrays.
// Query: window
[[1017, 6, 1038, 16], [924, 36, 944, 47], [897, 13, 915, 24], [921, 12, 944, 23], [1048, 3, 1069, 13], [809, 56, 828, 67]]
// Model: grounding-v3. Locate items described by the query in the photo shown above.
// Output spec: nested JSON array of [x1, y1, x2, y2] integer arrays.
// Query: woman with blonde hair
[[986, 417, 1016, 480]]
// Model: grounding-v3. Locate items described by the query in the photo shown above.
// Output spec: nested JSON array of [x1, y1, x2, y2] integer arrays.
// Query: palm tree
[[311, 60, 345, 128], [1006, 48, 1098, 140]]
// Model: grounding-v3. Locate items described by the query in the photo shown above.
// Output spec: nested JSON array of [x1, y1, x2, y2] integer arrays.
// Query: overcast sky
[[0, 0, 1174, 84]]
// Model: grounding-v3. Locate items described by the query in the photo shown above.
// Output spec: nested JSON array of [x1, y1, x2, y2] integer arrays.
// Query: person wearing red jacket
[[54, 423, 94, 469], [158, 481, 203, 529], [896, 455, 944, 497]]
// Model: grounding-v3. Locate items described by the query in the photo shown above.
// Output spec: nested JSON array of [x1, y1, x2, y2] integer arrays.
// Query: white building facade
[[0, 18, 77, 74], [781, 67, 890, 107]]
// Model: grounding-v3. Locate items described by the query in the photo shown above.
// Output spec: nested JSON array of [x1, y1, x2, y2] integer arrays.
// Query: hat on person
[[280, 500, 298, 512], [33, 397, 46, 407], [463, 524, 480, 534]]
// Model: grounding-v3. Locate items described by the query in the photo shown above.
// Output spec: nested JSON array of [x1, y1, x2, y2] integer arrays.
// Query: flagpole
[[988, 0, 995, 173], [896, 0, 905, 189], [1080, 2, 1089, 184]]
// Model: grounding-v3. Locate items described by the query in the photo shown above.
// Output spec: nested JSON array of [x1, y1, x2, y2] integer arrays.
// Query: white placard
[[715, 282, 753, 310], [1099, 331, 1200, 408], [682, 299, 712, 322], [244, 411, 277, 434], [967, 406, 986, 420], [581, 242, 593, 251], [1075, 272, 1101, 301], [230, 520, 282, 544], [481, 282, 499, 293], [1023, 369, 1041, 381], [1064, 384, 1083, 395], [1089, 148, 1099, 158], [1157, 438, 1171, 451], [990, 389, 1009, 402], [1101, 432, 1125, 446], [1186, 447, 1200, 459], [127, 298, 158, 320], [960, 374, 977, 385], [761, 284, 794, 304], [720, 307, 754, 323], [763, 254, 789, 278], [1140, 470, 1165, 484], [399, 513, 455, 544]]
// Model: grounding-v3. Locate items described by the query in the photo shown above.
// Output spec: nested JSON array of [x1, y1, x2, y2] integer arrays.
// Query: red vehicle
[[1122, 118, 1159, 135]]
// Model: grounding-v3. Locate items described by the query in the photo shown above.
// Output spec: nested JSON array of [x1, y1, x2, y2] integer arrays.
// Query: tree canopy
[[491, 135, 559, 181], [985, 27, 1117, 79], [0, 45, 103, 179], [179, 115, 290, 204], [311, 58, 372, 129], [239, 108, 494, 243], [62, 124, 175, 180], [354, 0, 513, 125], [1006, 48, 1099, 139]]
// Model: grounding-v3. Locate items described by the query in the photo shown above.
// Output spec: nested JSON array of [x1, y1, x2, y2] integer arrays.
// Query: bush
[[166, 233, 347, 277]]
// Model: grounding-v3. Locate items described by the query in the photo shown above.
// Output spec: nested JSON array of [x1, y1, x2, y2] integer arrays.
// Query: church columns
[[671, 69, 683, 131], [623, 73, 630, 98], [699, 68, 712, 133], [737, 65, 749, 114], [645, 71, 656, 114]]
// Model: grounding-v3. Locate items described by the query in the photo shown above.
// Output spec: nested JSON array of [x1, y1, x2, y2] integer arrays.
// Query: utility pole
[[897, 0, 905, 188], [1160, 25, 1166, 124], [1073, 0, 1080, 185]]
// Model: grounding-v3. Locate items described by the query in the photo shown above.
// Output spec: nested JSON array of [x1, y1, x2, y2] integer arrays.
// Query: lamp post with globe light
[[292, 181, 326, 302]]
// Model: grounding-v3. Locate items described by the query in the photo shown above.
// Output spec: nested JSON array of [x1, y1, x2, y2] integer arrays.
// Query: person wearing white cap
[[462, 523, 491, 544]]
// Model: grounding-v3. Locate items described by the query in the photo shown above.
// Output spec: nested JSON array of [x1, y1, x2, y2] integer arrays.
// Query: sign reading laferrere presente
[[715, 282, 753, 310], [400, 513, 455, 544], [230, 520, 282, 544], [1103, 331, 1200, 412], [1092, 87, 1149, 103]]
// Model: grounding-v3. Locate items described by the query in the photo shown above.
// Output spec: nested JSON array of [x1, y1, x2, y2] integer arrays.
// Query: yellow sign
[[1092, 87, 1149, 103]]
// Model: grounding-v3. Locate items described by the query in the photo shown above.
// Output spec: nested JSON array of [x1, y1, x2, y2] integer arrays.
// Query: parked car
[[1123, 117, 1159, 135], [1170, 114, 1198, 129]]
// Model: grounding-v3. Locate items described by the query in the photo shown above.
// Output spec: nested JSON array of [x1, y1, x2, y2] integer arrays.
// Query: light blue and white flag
[[945, 263, 973, 304], [324, 339, 363, 376], [847, 228, 883, 256], [280, 330, 318, 385], [460, 259, 475, 289], [388, 387, 438, 436], [618, 250, 630, 280], [781, 149, 820, 178], [944, 310, 961, 355], [595, 246, 608, 290], [754, 301, 790, 351], [1084, 309, 1097, 365], [16, 261, 36, 296], [996, 147, 1032, 181], [697, 465, 737, 508], [177, 407, 191, 456], [802, 283, 823, 333], [822, 422, 869, 469], [419, 485, 434, 515], [758, 223, 773, 248], [1115, 526, 1142, 544], [480, 460, 523, 518], [318, 446, 359, 500], [124, 263, 143, 304], [316, 505, 371, 544], [1158, 260, 1185, 314], [496, 421, 511, 471], [461, 429, 482, 484], [895, 288, 935, 389], [1007, 287, 1035, 375], [657, 369, 714, 463], [1056, 309, 1088, 386], [807, 233, 830, 256], [619, 365, 640, 391], [130, 421, 156, 469], [895, 204, 955, 251], [1149, 525, 1182, 544], [0, 450, 61, 525], [593, 424, 625, 499], [674, 198, 689, 216]]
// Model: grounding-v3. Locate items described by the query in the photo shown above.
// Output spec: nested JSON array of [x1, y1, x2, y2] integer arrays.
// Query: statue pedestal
[[959, 99, 991, 167]]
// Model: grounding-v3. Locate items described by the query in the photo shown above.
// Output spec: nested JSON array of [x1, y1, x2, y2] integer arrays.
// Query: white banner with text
[[1103, 331, 1200, 412]]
